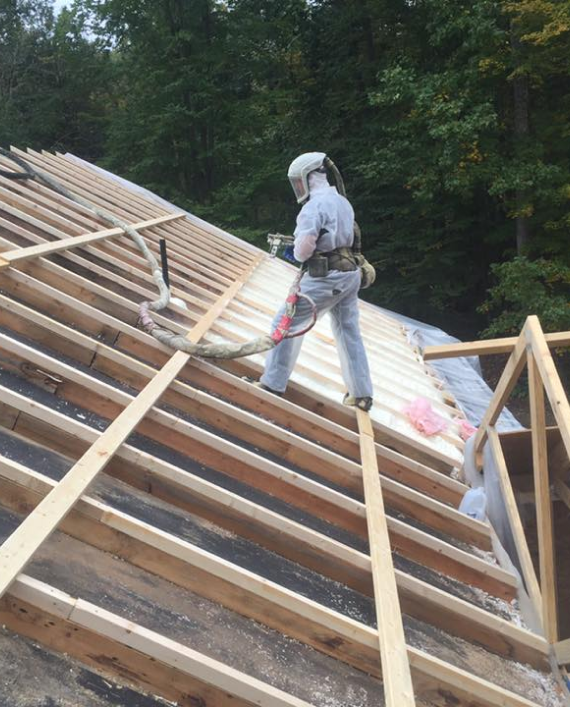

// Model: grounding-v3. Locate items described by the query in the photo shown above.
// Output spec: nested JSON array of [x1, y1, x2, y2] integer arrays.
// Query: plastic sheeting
[[379, 307, 521, 431], [382, 308, 531, 588]]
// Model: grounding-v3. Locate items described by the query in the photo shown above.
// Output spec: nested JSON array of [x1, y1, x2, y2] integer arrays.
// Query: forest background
[[1, 0, 570, 339]]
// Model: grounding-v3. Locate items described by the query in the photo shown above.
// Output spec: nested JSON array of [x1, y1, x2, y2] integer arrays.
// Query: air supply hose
[[0, 147, 316, 359]]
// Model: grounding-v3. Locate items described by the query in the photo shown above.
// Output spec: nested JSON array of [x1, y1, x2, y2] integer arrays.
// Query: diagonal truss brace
[[0, 212, 184, 269], [0, 253, 263, 599]]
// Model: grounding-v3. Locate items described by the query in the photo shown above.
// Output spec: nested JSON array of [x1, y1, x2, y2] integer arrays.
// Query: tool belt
[[305, 247, 357, 277]]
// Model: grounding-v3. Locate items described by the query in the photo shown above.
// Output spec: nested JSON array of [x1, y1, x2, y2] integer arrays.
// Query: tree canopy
[[1, 0, 569, 336]]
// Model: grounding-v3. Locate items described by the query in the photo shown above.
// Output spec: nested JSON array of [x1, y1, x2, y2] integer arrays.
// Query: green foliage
[[1, 0, 570, 337], [0, 0, 109, 155], [479, 256, 570, 336]]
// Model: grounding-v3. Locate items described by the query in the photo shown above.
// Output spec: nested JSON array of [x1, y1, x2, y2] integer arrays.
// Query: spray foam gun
[[267, 232, 294, 258]]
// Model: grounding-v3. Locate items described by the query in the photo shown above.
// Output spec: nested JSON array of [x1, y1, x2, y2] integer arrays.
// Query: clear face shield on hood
[[287, 152, 327, 204], [288, 175, 310, 204]]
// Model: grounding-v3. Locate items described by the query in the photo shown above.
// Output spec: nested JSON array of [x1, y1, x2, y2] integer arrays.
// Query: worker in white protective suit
[[257, 152, 374, 411]]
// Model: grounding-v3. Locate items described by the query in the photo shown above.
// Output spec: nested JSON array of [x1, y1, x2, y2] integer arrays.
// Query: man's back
[[293, 185, 354, 262]]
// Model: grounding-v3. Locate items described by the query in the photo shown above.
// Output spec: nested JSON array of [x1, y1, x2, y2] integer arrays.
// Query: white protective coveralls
[[260, 171, 374, 398]]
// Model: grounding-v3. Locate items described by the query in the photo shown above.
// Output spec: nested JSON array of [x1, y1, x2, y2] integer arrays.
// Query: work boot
[[243, 377, 284, 398], [343, 393, 373, 412]]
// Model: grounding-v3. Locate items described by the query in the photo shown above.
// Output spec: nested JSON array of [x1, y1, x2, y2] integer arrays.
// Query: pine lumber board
[[3, 575, 313, 707], [55, 149, 258, 261], [0, 271, 459, 490], [528, 350, 558, 643], [0, 455, 550, 677], [0, 163, 234, 292], [487, 427, 543, 624], [0, 329, 492, 552], [1, 574, 547, 707], [4, 296, 514, 598], [0, 405, 540, 665], [20, 146, 255, 270], [0, 183, 455, 476], [356, 409, 416, 706], [0, 302, 470, 542], [473, 328, 528, 462], [0, 212, 184, 268], [423, 332, 570, 360], [0, 255, 262, 599]]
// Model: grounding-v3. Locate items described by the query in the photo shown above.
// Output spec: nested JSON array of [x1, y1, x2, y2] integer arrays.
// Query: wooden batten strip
[[356, 409, 416, 705], [1, 268, 458, 477], [0, 283, 467, 511], [0, 329, 492, 552], [1, 300, 509, 599], [30, 147, 257, 269], [0, 212, 184, 268], [0, 255, 262, 599], [4, 575, 314, 707], [0, 456, 550, 679], [3, 574, 546, 707], [423, 331, 570, 360], [0, 392, 545, 666]]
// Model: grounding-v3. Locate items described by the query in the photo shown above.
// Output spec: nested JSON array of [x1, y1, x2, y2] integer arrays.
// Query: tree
[[0, 0, 108, 156]]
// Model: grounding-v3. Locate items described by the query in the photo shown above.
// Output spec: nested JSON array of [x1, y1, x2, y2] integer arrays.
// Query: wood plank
[[487, 427, 543, 626], [3, 573, 546, 707], [4, 284, 466, 506], [15, 146, 255, 270], [0, 329, 492, 552], [1, 237, 458, 474], [0, 455, 550, 675], [423, 331, 570, 360], [526, 316, 570, 465], [4, 575, 313, 707], [356, 409, 416, 706], [528, 349, 558, 643], [0, 400, 540, 666], [0, 255, 262, 599], [473, 329, 528, 463], [0, 212, 184, 268]]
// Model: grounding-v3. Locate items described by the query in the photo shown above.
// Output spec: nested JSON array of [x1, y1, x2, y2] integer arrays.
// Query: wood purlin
[[0, 252, 262, 600], [0, 458, 551, 698], [0, 389, 542, 667], [0, 151, 561, 706], [38, 147, 256, 272], [0, 220, 460, 473], [0, 213, 184, 268], [0, 169, 235, 295], [0, 329, 493, 554], [0, 196, 463, 447], [7, 147, 466, 470]]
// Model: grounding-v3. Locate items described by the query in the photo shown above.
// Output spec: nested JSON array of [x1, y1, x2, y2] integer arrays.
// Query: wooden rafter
[[423, 331, 570, 360], [0, 457, 551, 707], [356, 409, 416, 705], [0, 212, 184, 269], [0, 253, 263, 599], [0, 388, 544, 666], [0, 149, 566, 707]]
